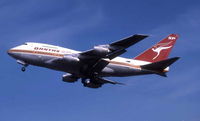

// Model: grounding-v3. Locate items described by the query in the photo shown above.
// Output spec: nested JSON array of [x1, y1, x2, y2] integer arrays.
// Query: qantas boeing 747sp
[[8, 34, 180, 88]]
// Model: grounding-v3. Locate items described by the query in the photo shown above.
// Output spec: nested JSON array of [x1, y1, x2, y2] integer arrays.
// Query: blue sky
[[1, 0, 200, 121]]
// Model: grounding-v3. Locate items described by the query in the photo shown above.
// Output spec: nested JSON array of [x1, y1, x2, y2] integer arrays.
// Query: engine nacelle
[[94, 45, 111, 56], [82, 79, 102, 88], [62, 74, 78, 83]]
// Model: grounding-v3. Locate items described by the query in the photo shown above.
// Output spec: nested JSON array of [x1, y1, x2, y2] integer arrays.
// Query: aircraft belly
[[41, 56, 81, 74], [48, 58, 82, 74], [13, 53, 45, 65], [100, 64, 145, 77], [17, 53, 81, 74]]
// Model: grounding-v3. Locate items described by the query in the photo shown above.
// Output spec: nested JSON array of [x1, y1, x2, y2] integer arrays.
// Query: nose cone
[[7, 48, 16, 58], [7, 49, 12, 55], [7, 49, 13, 56]]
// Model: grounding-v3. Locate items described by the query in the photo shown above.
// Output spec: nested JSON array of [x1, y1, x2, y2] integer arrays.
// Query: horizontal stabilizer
[[141, 57, 180, 72]]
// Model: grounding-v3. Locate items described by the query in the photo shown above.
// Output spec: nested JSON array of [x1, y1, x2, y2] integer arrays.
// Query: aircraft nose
[[7, 48, 17, 57], [7, 49, 13, 56]]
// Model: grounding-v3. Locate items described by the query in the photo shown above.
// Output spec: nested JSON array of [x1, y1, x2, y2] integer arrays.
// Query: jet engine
[[62, 74, 79, 83], [82, 79, 102, 88], [94, 45, 111, 56]]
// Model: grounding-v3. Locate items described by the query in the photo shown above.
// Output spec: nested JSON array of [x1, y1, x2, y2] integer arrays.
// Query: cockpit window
[[23, 43, 28, 45]]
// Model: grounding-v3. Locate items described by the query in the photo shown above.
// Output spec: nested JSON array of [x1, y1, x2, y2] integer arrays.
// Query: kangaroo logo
[[152, 41, 173, 60]]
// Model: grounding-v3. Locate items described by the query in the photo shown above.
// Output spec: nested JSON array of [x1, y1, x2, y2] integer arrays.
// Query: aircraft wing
[[80, 34, 148, 59], [110, 34, 149, 49], [78, 34, 148, 76]]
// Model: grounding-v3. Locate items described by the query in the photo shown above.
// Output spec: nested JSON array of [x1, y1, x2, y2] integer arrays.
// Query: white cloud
[[0, 0, 105, 48], [149, 7, 200, 53]]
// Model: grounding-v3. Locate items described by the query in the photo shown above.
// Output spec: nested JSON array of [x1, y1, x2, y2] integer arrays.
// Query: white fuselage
[[8, 42, 166, 77]]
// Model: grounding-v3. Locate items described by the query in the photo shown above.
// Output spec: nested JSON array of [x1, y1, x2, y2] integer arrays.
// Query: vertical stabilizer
[[134, 34, 179, 62]]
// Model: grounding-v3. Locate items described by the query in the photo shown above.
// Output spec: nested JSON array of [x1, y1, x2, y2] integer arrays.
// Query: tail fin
[[134, 34, 179, 62], [141, 57, 180, 77]]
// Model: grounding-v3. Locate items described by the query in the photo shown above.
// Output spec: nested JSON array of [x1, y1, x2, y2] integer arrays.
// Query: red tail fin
[[134, 34, 179, 62]]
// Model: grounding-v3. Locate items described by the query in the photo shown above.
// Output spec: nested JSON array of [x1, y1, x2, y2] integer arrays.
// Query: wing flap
[[90, 59, 109, 74]]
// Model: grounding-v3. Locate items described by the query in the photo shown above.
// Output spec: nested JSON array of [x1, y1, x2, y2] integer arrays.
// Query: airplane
[[7, 34, 180, 88]]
